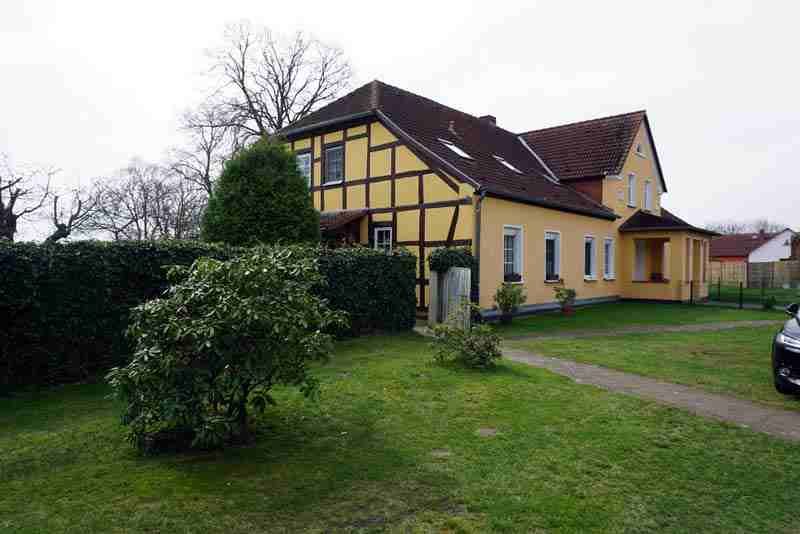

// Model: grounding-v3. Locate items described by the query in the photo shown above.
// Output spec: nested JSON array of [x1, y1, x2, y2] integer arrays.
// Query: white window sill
[[322, 179, 344, 187], [544, 278, 562, 284], [635, 152, 647, 159], [584, 276, 598, 282], [603, 276, 616, 281], [504, 280, 525, 285], [627, 204, 637, 208]]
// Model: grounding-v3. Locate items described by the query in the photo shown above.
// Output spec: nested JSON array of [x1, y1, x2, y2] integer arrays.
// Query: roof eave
[[619, 225, 719, 237], [485, 190, 618, 221], [280, 110, 377, 139]]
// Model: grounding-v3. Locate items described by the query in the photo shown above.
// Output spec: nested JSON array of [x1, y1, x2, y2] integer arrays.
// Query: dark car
[[773, 303, 800, 394]]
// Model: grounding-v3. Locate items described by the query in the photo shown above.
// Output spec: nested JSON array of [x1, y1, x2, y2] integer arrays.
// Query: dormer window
[[493, 155, 522, 174], [438, 138, 473, 159]]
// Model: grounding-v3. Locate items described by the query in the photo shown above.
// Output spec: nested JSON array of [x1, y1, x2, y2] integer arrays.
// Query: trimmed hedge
[[0, 242, 415, 391], [317, 247, 417, 335]]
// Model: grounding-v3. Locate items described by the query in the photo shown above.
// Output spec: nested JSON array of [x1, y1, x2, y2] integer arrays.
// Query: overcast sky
[[2, 1, 797, 240]]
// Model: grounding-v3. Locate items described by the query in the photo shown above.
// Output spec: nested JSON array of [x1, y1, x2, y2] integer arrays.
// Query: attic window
[[636, 143, 646, 157], [438, 138, 473, 159], [493, 155, 522, 174]]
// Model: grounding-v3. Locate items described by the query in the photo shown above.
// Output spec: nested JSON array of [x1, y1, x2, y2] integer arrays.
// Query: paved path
[[505, 319, 782, 341], [504, 347, 800, 442]]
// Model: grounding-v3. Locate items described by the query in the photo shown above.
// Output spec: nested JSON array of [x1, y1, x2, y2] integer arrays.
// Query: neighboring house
[[710, 229, 796, 264], [282, 80, 716, 314]]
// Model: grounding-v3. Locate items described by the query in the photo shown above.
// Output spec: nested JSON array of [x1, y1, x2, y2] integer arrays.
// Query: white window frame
[[627, 173, 637, 207], [544, 231, 561, 282], [323, 145, 344, 185], [603, 238, 616, 280], [296, 152, 312, 188], [644, 180, 653, 211], [438, 138, 473, 159], [635, 143, 647, 158], [584, 235, 597, 280], [373, 227, 392, 253], [502, 225, 524, 282]]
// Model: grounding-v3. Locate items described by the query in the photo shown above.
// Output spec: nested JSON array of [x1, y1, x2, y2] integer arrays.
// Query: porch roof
[[319, 209, 368, 232], [619, 209, 719, 237]]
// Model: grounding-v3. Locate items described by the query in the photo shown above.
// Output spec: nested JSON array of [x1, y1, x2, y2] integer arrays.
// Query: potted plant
[[494, 282, 527, 324], [552, 286, 577, 315], [504, 272, 522, 283]]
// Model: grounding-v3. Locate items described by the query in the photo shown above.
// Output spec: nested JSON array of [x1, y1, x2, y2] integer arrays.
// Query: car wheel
[[774, 373, 800, 395]]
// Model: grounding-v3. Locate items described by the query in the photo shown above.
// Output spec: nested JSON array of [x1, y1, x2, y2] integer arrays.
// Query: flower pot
[[561, 305, 575, 316]]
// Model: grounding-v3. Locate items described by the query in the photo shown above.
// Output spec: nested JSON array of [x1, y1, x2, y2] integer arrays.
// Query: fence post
[[689, 281, 694, 305], [717, 279, 721, 301], [739, 282, 743, 309]]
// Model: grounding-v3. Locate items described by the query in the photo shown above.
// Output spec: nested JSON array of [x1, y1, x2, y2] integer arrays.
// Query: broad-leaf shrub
[[494, 283, 527, 316], [431, 299, 502, 369], [107, 247, 347, 453]]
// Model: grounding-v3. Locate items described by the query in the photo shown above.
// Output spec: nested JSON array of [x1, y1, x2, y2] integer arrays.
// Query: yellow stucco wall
[[602, 123, 663, 221], [479, 197, 620, 308]]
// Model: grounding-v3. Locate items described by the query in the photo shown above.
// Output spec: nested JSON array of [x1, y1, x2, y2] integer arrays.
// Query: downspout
[[474, 187, 487, 306]]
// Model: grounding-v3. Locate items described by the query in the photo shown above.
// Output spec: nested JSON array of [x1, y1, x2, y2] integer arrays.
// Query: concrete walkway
[[504, 347, 800, 442], [504, 319, 782, 341]]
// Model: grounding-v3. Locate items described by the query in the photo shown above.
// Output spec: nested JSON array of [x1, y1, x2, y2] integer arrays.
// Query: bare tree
[[170, 104, 231, 197], [202, 22, 352, 144], [706, 219, 789, 235], [0, 154, 55, 241], [44, 188, 98, 243], [89, 160, 205, 241]]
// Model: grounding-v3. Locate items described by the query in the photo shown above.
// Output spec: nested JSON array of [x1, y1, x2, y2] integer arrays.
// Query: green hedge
[[317, 247, 417, 335], [0, 242, 416, 391]]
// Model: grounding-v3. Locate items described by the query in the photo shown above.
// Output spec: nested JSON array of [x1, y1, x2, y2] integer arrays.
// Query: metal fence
[[709, 279, 800, 308]]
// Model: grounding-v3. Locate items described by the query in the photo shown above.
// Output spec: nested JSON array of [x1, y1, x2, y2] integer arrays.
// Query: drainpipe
[[474, 187, 487, 307]]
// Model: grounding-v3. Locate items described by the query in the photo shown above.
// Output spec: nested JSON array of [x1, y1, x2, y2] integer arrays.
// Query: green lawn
[[493, 301, 781, 338], [712, 283, 800, 307], [510, 326, 800, 411], [4, 334, 800, 532]]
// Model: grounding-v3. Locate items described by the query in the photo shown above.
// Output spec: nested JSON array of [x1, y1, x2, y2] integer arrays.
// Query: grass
[[713, 283, 800, 307], [510, 326, 800, 411], [4, 333, 800, 532], [493, 301, 781, 338]]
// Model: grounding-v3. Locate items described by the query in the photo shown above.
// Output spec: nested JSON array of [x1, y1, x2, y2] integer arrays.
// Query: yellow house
[[282, 80, 717, 315]]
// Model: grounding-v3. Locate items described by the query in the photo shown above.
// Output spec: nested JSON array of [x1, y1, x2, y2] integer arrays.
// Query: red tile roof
[[319, 209, 367, 232], [521, 111, 667, 193], [710, 232, 776, 259], [283, 80, 617, 220]]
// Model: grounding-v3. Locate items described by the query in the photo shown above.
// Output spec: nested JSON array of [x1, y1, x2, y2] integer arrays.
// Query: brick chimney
[[479, 115, 497, 126]]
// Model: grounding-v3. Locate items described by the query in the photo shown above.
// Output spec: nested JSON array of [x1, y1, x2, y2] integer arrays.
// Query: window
[[584, 236, 596, 279], [545, 232, 561, 281], [604, 238, 615, 279], [438, 138, 473, 159], [494, 155, 522, 174], [644, 180, 653, 211], [296, 152, 312, 188], [627, 173, 637, 207], [636, 143, 646, 157], [374, 227, 392, 253], [323, 145, 344, 184], [503, 225, 523, 281]]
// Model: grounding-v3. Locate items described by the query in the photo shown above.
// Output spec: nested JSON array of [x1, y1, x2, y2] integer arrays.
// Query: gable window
[[503, 225, 523, 282], [374, 227, 392, 253], [545, 231, 561, 282], [644, 180, 653, 211], [604, 238, 615, 279], [296, 152, 312, 188], [584, 236, 597, 280], [636, 143, 646, 157], [627, 174, 637, 207], [438, 138, 473, 159], [494, 155, 522, 174], [323, 145, 344, 184]]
